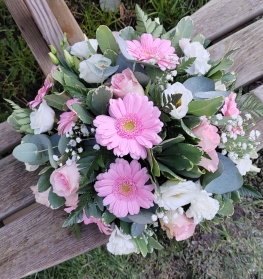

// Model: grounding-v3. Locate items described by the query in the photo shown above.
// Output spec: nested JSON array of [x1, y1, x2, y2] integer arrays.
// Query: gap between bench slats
[[208, 18, 263, 88], [3, 0, 53, 76], [0, 205, 109, 279], [190, 0, 263, 41], [0, 122, 21, 156]]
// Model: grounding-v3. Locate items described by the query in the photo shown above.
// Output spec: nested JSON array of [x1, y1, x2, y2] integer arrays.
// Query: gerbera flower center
[[115, 179, 136, 199], [116, 114, 143, 139]]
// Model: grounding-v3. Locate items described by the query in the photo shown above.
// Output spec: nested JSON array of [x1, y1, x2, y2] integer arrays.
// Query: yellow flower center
[[123, 121, 135, 131], [121, 184, 132, 194], [176, 99, 182, 108]]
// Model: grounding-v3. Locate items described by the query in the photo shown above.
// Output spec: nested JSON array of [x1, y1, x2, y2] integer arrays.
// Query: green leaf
[[147, 235, 163, 250], [175, 165, 204, 179], [177, 57, 196, 74], [119, 26, 135, 40], [202, 160, 224, 188], [237, 184, 262, 198], [102, 210, 116, 224], [192, 34, 205, 45], [48, 187, 65, 209], [127, 209, 153, 224], [58, 134, 70, 154], [204, 153, 243, 194], [38, 166, 52, 175], [103, 49, 118, 65], [37, 168, 53, 192], [180, 119, 201, 141], [62, 207, 84, 227], [133, 236, 148, 257], [154, 135, 185, 151], [52, 69, 64, 85], [207, 58, 233, 77], [64, 74, 86, 89], [13, 143, 40, 163], [188, 96, 224, 116], [71, 103, 94, 124], [231, 190, 241, 203], [96, 25, 119, 54], [158, 162, 186, 181], [91, 86, 113, 115], [208, 70, 223, 82], [131, 223, 146, 237], [44, 92, 71, 111], [217, 199, 234, 216]]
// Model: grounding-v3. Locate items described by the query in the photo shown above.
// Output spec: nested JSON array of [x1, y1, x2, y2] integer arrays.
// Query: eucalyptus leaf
[[96, 25, 119, 53], [13, 143, 40, 163], [127, 209, 153, 224], [133, 72, 150, 86], [204, 153, 243, 194], [119, 26, 135, 40], [192, 34, 205, 45], [104, 49, 118, 65], [91, 86, 113, 115], [202, 160, 224, 188], [58, 134, 70, 154], [131, 223, 146, 237], [71, 103, 94, 124], [195, 91, 230, 99]]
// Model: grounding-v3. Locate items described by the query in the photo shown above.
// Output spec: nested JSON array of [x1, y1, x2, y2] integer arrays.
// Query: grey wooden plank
[[208, 19, 263, 89], [0, 205, 109, 279], [3, 0, 53, 76], [0, 122, 21, 155], [0, 155, 37, 220], [191, 0, 263, 41]]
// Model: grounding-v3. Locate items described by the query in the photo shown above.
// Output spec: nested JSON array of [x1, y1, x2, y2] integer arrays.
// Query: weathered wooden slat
[[0, 205, 109, 279], [0, 155, 37, 220], [24, 0, 65, 53], [3, 0, 53, 76], [46, 0, 84, 45], [208, 18, 263, 89], [0, 122, 21, 155], [191, 0, 263, 41]]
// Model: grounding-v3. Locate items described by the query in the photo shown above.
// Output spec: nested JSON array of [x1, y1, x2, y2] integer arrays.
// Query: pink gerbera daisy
[[94, 158, 155, 218], [57, 98, 80, 135], [126, 33, 179, 71], [93, 93, 163, 160]]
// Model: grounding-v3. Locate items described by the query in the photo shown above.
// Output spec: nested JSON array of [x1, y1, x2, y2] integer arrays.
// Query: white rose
[[30, 186, 50, 208], [25, 163, 39, 171], [156, 180, 197, 211], [107, 226, 137, 255], [79, 54, 111, 83], [162, 82, 193, 119], [30, 100, 55, 134], [179, 38, 211, 75], [186, 188, 220, 224], [70, 39, 98, 59]]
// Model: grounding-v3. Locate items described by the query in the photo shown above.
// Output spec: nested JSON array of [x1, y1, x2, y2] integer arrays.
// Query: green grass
[[2, 0, 263, 278]]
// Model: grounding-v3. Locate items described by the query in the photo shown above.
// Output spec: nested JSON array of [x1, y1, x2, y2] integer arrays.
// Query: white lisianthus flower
[[156, 180, 197, 211], [79, 54, 111, 83], [228, 156, 260, 175], [25, 163, 39, 171], [70, 39, 98, 59], [215, 80, 227, 91], [107, 226, 138, 255], [30, 100, 55, 134], [162, 82, 193, 119], [186, 181, 219, 224], [179, 38, 211, 75]]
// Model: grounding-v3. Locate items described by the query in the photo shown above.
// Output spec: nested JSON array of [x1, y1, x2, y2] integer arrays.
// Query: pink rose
[[198, 149, 219, 173], [160, 213, 196, 241], [221, 92, 239, 116], [50, 161, 80, 197], [57, 98, 80, 135], [193, 118, 220, 153], [110, 68, 144, 98], [30, 186, 50, 207]]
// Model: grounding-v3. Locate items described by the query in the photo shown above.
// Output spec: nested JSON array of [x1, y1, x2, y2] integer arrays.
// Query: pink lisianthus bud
[[221, 92, 240, 116], [198, 149, 219, 173], [30, 186, 50, 208], [160, 212, 196, 241], [50, 161, 80, 197], [110, 68, 144, 98], [57, 98, 80, 135]]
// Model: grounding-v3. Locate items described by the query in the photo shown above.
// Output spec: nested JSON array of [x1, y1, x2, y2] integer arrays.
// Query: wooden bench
[[1, 0, 263, 278]]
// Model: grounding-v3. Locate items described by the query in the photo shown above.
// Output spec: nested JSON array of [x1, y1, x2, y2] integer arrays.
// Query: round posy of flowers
[[126, 34, 179, 71], [94, 93, 163, 159], [94, 158, 155, 218]]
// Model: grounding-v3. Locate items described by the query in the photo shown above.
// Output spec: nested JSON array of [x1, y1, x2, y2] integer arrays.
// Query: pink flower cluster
[[94, 158, 155, 218], [57, 98, 80, 135], [193, 117, 220, 172], [94, 93, 163, 160], [28, 66, 57, 109], [126, 34, 179, 71], [221, 92, 239, 117]]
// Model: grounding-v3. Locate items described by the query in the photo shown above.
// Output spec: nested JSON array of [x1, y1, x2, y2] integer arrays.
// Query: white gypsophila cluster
[[107, 226, 138, 255], [155, 180, 197, 211], [186, 190, 220, 224], [179, 38, 211, 75]]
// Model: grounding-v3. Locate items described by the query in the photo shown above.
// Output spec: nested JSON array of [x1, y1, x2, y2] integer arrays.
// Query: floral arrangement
[[7, 6, 262, 256]]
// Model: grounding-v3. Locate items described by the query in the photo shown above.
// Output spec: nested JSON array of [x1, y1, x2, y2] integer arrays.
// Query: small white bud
[[93, 144, 100, 150]]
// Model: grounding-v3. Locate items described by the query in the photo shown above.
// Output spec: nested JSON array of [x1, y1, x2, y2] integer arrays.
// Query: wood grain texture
[[208, 19, 263, 89], [0, 155, 38, 221], [190, 0, 263, 41], [0, 205, 109, 279], [0, 122, 21, 155], [46, 0, 85, 45], [3, 0, 53, 76], [24, 0, 65, 53]]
